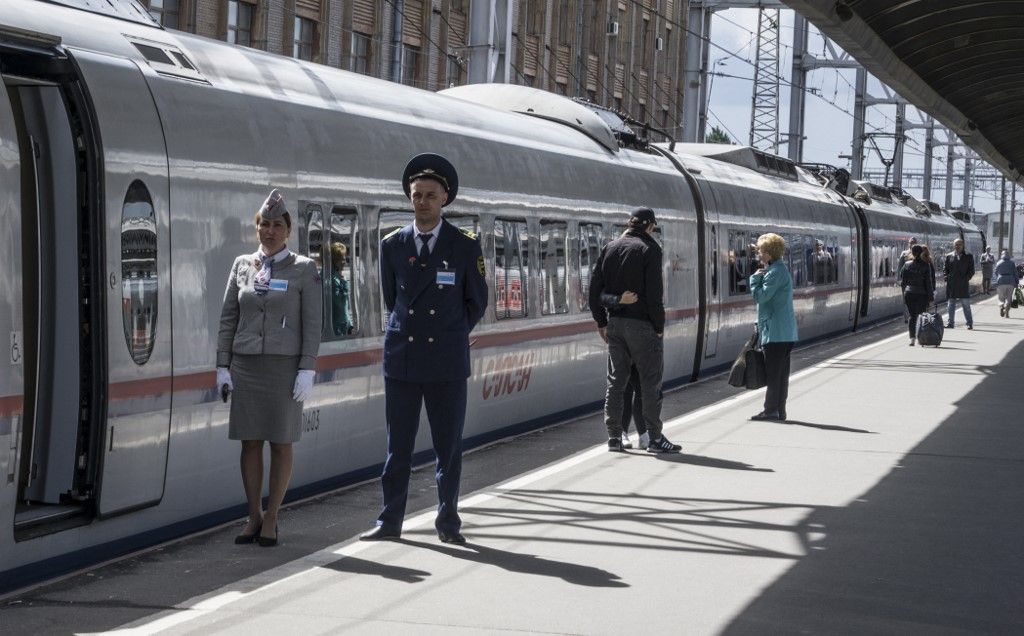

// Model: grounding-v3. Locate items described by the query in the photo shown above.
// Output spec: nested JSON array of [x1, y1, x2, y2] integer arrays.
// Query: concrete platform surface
[[3, 297, 1023, 635]]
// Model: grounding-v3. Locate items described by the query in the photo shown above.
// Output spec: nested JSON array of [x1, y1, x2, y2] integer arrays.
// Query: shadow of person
[[782, 420, 876, 434], [655, 453, 774, 472], [401, 539, 628, 588], [320, 556, 430, 583]]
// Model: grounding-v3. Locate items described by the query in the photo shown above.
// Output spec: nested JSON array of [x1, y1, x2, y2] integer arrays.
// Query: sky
[[703, 9, 1016, 216]]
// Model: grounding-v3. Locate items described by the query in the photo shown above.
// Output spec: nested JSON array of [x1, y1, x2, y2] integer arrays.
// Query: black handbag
[[728, 329, 767, 390]]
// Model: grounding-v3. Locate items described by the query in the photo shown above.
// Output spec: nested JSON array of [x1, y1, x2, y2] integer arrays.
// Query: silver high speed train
[[0, 0, 984, 591]]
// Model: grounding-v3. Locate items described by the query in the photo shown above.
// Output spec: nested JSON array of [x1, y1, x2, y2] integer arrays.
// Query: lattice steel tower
[[749, 8, 781, 153]]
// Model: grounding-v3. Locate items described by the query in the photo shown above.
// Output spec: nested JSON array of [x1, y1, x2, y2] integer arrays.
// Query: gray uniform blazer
[[217, 252, 323, 370]]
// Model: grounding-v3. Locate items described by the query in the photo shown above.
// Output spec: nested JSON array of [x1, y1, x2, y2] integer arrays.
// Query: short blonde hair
[[756, 233, 786, 261]]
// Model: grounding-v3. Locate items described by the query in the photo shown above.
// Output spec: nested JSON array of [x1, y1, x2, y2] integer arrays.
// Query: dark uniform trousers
[[376, 219, 487, 534], [604, 317, 664, 440]]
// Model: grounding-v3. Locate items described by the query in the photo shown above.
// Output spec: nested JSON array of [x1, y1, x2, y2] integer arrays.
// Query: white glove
[[216, 367, 233, 391], [292, 369, 315, 402]]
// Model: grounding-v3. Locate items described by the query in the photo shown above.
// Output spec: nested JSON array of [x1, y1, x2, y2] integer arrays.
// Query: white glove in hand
[[292, 369, 315, 402], [216, 367, 233, 391]]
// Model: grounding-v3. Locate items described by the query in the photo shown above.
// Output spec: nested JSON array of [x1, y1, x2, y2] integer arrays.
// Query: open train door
[[71, 50, 173, 517]]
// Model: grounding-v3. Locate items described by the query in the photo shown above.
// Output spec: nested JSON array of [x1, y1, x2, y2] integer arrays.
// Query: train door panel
[[703, 213, 721, 359], [72, 51, 173, 517]]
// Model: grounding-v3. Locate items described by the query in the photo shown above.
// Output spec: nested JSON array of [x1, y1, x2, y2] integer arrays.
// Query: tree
[[706, 126, 732, 144]]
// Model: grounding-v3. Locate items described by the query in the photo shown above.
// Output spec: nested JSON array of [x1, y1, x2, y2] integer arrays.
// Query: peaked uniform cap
[[259, 188, 288, 220], [403, 153, 459, 207]]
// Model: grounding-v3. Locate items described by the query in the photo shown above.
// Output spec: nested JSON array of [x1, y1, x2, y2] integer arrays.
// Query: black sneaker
[[607, 437, 624, 452], [646, 435, 682, 453]]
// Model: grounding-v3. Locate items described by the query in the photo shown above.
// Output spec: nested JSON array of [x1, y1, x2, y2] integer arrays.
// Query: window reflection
[[121, 180, 158, 365], [539, 220, 568, 315]]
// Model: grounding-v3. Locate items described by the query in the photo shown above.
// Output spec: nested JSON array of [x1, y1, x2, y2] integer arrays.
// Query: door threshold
[[14, 502, 92, 541]]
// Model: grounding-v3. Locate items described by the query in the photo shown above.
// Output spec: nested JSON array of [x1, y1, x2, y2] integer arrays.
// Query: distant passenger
[[750, 233, 798, 422], [589, 207, 681, 453], [994, 250, 1019, 318], [896, 237, 919, 289], [811, 239, 833, 285], [217, 189, 323, 547], [943, 238, 975, 329], [330, 242, 353, 336], [600, 290, 648, 450], [979, 246, 996, 294], [360, 153, 488, 545], [899, 245, 934, 346], [920, 245, 937, 292]]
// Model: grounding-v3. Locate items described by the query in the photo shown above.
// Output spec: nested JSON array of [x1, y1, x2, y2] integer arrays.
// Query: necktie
[[418, 233, 431, 265]]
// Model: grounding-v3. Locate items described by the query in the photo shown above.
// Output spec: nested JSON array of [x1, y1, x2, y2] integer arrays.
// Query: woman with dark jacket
[[900, 244, 935, 346]]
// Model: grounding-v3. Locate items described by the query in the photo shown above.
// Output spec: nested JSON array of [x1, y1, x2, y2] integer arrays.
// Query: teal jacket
[[750, 259, 798, 345]]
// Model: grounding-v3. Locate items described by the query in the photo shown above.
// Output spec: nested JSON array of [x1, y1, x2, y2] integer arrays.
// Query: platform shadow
[[825, 359, 990, 374], [654, 453, 774, 471], [320, 556, 430, 583], [721, 338, 1024, 633], [400, 539, 628, 588], [781, 420, 875, 434]]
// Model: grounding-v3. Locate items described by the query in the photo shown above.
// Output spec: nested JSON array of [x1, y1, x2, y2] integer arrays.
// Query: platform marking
[[88, 328, 906, 636]]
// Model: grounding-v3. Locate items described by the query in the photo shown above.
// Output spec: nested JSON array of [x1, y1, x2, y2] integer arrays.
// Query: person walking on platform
[[749, 233, 798, 422], [599, 290, 648, 450], [994, 250, 1019, 318], [897, 237, 918, 322], [943, 238, 975, 329], [900, 245, 934, 346], [980, 247, 996, 294], [921, 246, 937, 292], [589, 208, 681, 454], [360, 154, 488, 545], [217, 189, 323, 547]]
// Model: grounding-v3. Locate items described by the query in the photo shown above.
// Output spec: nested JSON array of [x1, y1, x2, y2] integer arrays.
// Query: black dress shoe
[[258, 525, 279, 547], [360, 526, 401, 541], [750, 411, 782, 421], [234, 522, 262, 544], [438, 530, 466, 544]]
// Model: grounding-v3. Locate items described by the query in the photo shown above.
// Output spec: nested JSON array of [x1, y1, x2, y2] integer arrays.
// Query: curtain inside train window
[[578, 222, 603, 311], [494, 219, 529, 319], [539, 220, 568, 315]]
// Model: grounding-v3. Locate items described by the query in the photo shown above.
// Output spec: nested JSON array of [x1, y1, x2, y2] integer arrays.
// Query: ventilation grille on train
[[127, 37, 208, 84]]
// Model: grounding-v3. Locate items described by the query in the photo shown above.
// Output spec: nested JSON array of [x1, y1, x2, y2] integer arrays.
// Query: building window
[[451, 0, 467, 11], [446, 56, 464, 86], [351, 32, 371, 74], [525, 0, 544, 35], [401, 44, 420, 86], [494, 219, 529, 319], [148, 0, 180, 29], [226, 0, 254, 46], [294, 17, 316, 61], [557, 0, 572, 45], [539, 221, 568, 315]]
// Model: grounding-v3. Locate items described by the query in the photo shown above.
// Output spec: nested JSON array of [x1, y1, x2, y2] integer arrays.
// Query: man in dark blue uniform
[[360, 154, 488, 544]]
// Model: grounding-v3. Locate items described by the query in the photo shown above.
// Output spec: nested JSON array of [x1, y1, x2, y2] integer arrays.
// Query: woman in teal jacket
[[749, 233, 798, 421]]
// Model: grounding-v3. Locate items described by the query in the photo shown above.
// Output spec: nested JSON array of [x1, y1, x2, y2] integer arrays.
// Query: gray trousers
[[604, 317, 664, 439]]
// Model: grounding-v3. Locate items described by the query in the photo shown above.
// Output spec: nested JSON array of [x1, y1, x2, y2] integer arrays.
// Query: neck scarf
[[253, 248, 288, 295]]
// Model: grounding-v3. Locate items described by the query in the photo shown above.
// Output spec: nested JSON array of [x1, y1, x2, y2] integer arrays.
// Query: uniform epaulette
[[458, 227, 477, 240]]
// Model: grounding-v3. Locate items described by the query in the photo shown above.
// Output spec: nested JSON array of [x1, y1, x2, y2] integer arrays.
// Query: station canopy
[[782, 0, 1024, 187]]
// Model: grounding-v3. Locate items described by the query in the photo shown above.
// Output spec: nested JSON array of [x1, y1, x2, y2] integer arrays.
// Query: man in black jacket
[[943, 238, 975, 329], [589, 208, 681, 454]]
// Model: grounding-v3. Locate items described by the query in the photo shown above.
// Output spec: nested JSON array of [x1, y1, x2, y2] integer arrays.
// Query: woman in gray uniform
[[216, 189, 322, 546]]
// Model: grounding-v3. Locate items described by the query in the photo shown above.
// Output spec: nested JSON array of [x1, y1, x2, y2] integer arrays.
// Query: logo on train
[[481, 351, 536, 399]]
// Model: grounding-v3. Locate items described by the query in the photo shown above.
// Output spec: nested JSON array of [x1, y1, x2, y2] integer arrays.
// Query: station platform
[[4, 296, 1024, 635]]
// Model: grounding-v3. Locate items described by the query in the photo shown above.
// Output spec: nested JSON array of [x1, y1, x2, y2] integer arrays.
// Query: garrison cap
[[258, 188, 288, 220], [403, 153, 458, 207], [630, 207, 657, 225]]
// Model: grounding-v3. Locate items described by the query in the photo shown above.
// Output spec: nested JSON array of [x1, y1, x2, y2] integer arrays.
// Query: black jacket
[[943, 251, 975, 298], [588, 229, 664, 332], [900, 258, 934, 297]]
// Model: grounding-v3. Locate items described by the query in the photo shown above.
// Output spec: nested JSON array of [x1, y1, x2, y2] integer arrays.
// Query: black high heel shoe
[[234, 521, 263, 544], [258, 525, 279, 547]]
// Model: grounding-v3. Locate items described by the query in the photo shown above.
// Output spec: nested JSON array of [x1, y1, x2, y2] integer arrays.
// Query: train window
[[788, 234, 808, 287], [445, 213, 479, 238], [494, 218, 529, 319], [120, 180, 158, 365], [325, 209, 359, 339], [610, 225, 628, 243], [578, 222, 603, 310], [728, 230, 756, 295], [539, 220, 569, 315]]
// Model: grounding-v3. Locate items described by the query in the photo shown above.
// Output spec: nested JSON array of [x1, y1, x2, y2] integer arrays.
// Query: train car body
[[0, 0, 986, 591]]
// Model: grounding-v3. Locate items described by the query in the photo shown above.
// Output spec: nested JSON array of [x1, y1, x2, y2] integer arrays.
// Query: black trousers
[[904, 292, 930, 338], [762, 341, 794, 415], [620, 365, 646, 435]]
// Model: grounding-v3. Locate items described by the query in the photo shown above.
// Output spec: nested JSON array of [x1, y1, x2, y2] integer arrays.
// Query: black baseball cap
[[630, 207, 657, 225]]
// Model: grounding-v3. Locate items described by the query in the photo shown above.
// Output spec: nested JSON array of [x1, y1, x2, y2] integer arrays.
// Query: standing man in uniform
[[589, 208, 681, 454], [360, 154, 488, 545], [943, 238, 975, 329]]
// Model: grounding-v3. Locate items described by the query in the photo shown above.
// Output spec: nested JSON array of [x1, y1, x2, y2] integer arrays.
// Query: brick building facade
[[142, 0, 688, 136]]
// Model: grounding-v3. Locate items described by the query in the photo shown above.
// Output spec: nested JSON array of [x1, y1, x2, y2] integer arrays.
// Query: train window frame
[[578, 222, 603, 311], [727, 229, 757, 296], [539, 220, 569, 315], [494, 218, 529, 320], [120, 179, 159, 365], [324, 208, 360, 340]]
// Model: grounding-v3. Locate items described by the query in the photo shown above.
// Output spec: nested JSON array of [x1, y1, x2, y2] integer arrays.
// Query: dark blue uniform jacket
[[381, 219, 488, 382]]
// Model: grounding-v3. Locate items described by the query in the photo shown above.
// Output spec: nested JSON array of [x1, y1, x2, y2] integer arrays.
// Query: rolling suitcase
[[916, 311, 944, 347]]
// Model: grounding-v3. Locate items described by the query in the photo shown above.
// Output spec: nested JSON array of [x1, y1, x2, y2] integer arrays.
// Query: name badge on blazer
[[436, 270, 456, 286], [269, 279, 289, 291]]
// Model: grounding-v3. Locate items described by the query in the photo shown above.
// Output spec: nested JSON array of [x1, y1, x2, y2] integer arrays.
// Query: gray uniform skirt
[[229, 354, 302, 443]]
